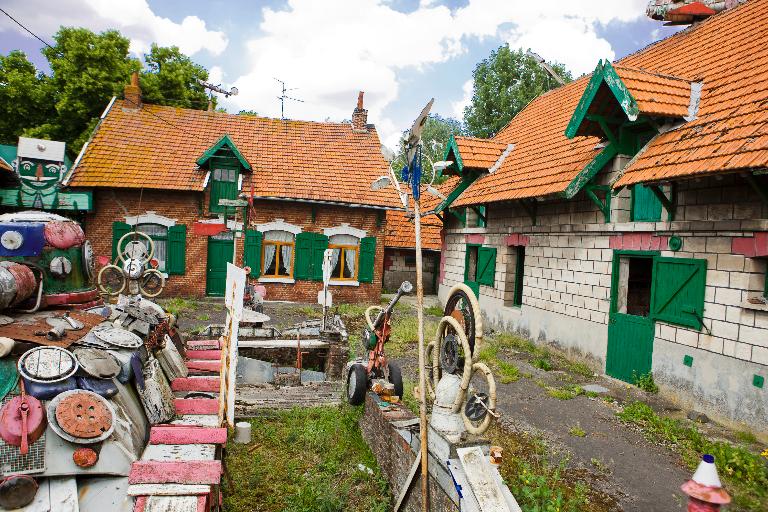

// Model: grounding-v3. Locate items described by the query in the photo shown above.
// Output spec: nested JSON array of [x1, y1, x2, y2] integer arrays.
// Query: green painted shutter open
[[477, 246, 496, 287], [311, 234, 329, 281], [651, 257, 707, 330], [243, 229, 263, 278], [111, 222, 131, 262], [166, 224, 187, 275], [476, 205, 487, 227], [358, 236, 376, 283], [631, 184, 662, 222], [294, 232, 314, 280]]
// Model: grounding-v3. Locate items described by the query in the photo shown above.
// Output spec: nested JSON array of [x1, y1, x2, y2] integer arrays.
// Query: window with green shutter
[[166, 224, 187, 275], [651, 257, 707, 330], [209, 166, 239, 214], [477, 246, 496, 287], [358, 237, 376, 283], [111, 221, 131, 262], [311, 234, 329, 281], [294, 232, 314, 280], [631, 184, 663, 222], [476, 205, 487, 227], [243, 229, 263, 278]]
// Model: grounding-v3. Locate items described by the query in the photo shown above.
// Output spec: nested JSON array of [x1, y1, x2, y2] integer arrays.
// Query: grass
[[632, 372, 659, 394], [618, 401, 768, 511], [295, 305, 323, 319], [386, 315, 438, 356], [547, 385, 584, 401], [424, 305, 444, 317], [197, 313, 210, 321], [736, 430, 759, 445], [161, 297, 198, 317], [568, 424, 587, 437], [224, 405, 390, 512], [401, 378, 420, 415], [484, 333, 594, 378], [532, 357, 553, 371]]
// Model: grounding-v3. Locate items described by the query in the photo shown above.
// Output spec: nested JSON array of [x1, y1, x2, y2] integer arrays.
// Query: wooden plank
[[196, 496, 207, 512], [171, 415, 220, 427], [150, 426, 227, 445], [129, 461, 222, 485], [186, 339, 220, 350], [170, 377, 219, 392], [127, 484, 212, 497], [456, 446, 508, 512], [238, 339, 327, 349], [142, 444, 216, 462], [186, 360, 221, 373], [144, 495, 200, 512], [174, 398, 219, 415], [185, 350, 221, 360], [49, 477, 79, 512], [133, 496, 148, 512]]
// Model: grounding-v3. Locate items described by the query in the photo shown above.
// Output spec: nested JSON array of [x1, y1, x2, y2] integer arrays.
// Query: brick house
[[436, 0, 768, 431], [65, 79, 398, 302], [383, 209, 441, 294]]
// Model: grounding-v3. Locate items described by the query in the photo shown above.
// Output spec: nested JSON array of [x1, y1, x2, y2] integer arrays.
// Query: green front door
[[606, 251, 656, 382], [206, 233, 234, 296]]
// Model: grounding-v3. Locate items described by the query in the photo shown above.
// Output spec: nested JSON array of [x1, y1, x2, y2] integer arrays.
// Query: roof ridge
[[613, 63, 694, 82]]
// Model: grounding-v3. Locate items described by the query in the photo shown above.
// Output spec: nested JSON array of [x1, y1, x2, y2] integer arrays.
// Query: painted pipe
[[0, 263, 37, 309]]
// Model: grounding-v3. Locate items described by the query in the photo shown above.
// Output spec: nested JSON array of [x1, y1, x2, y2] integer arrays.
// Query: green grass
[[424, 305, 444, 317], [632, 372, 659, 394], [736, 430, 758, 445], [485, 333, 594, 378], [197, 313, 210, 321], [295, 305, 323, 319], [532, 357, 553, 371], [401, 378, 420, 415], [618, 402, 768, 511], [568, 425, 586, 437], [386, 316, 438, 356], [496, 360, 521, 384], [161, 297, 198, 317], [547, 385, 584, 400], [477, 337, 521, 383], [224, 405, 390, 512]]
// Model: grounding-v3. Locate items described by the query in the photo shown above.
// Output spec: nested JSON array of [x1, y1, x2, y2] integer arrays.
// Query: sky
[[0, 0, 681, 149]]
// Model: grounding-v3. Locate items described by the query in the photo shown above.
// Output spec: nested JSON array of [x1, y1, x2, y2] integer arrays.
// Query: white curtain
[[329, 234, 359, 246], [136, 224, 167, 270], [263, 244, 276, 274], [344, 248, 356, 278], [265, 230, 294, 242], [330, 247, 341, 273], [281, 244, 293, 274]]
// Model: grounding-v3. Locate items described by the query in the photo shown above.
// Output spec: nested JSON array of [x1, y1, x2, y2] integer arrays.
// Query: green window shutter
[[294, 232, 314, 280], [209, 167, 239, 213], [476, 205, 487, 227], [631, 184, 662, 222], [651, 257, 707, 329], [243, 229, 263, 278], [311, 234, 329, 281], [111, 221, 131, 262], [166, 224, 187, 275], [358, 236, 377, 283], [477, 246, 497, 287]]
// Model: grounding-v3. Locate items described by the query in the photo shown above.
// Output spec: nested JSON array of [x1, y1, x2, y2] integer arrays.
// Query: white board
[[17, 477, 79, 512], [456, 446, 514, 512], [145, 495, 199, 512], [126, 484, 211, 497], [141, 444, 216, 462], [221, 263, 246, 428], [171, 414, 219, 427]]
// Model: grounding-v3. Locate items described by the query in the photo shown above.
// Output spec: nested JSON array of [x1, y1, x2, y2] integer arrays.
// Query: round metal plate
[[82, 240, 95, 281], [440, 333, 460, 374], [46, 317, 82, 331], [55, 391, 113, 438], [93, 327, 142, 349], [73, 348, 121, 379], [0, 230, 23, 251], [47, 389, 115, 444], [18, 346, 79, 383]]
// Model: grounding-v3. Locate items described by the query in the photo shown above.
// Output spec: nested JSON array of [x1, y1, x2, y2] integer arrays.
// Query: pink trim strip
[[732, 232, 768, 257], [186, 360, 221, 373], [150, 426, 227, 445], [465, 234, 485, 244], [185, 350, 222, 360], [133, 496, 147, 512], [171, 378, 219, 392], [128, 461, 222, 485], [174, 399, 219, 415]]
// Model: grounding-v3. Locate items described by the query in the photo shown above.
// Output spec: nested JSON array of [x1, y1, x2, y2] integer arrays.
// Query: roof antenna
[[196, 79, 239, 111], [274, 77, 304, 120], [526, 50, 565, 86]]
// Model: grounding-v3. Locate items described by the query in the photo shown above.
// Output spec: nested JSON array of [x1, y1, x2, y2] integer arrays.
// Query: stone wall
[[439, 172, 768, 431], [383, 248, 439, 294]]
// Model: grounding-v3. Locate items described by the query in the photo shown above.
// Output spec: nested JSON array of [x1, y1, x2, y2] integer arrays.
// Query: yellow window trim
[[329, 243, 359, 281], [262, 240, 295, 278]]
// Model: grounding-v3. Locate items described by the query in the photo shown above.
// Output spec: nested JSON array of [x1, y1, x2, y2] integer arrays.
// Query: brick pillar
[[352, 91, 368, 132], [124, 71, 142, 109]]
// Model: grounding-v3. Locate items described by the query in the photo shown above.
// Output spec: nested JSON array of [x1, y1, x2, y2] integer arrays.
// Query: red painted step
[[187, 339, 221, 350], [185, 350, 221, 360], [149, 426, 228, 445], [186, 360, 221, 373], [171, 377, 219, 392], [129, 460, 222, 485], [174, 398, 218, 415]]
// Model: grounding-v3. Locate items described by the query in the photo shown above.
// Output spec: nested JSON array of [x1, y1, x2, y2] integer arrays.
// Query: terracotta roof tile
[[614, 65, 693, 118], [453, 137, 509, 170], [384, 210, 442, 250], [68, 101, 399, 208]]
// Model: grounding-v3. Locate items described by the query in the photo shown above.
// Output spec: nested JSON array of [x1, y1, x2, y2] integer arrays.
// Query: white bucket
[[234, 421, 252, 444]]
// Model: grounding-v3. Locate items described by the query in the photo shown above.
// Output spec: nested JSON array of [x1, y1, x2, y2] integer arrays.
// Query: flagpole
[[413, 197, 429, 511]]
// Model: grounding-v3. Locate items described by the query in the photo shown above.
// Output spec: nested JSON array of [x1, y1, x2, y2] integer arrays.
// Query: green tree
[[238, 110, 259, 116], [391, 114, 465, 184], [464, 45, 572, 138], [140, 44, 212, 110], [0, 51, 55, 145]]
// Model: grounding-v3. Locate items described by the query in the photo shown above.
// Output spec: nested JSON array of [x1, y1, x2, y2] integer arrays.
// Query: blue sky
[[0, 0, 680, 147]]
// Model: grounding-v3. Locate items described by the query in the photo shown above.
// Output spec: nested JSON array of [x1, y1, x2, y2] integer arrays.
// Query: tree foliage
[[464, 45, 572, 138], [391, 114, 466, 184], [0, 27, 213, 156]]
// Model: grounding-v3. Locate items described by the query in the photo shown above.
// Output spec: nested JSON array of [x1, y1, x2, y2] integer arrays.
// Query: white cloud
[[452, 79, 474, 119], [0, 0, 228, 57], [229, 0, 648, 148]]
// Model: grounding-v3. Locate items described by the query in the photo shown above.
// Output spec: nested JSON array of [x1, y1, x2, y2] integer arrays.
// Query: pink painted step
[[187, 339, 221, 350], [186, 360, 221, 373], [185, 349, 221, 360], [129, 460, 222, 485], [171, 377, 219, 392], [133, 495, 207, 512], [174, 398, 218, 415], [150, 426, 228, 445]]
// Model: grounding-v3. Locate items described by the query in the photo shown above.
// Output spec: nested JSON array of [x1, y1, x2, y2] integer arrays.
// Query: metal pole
[[413, 198, 429, 511]]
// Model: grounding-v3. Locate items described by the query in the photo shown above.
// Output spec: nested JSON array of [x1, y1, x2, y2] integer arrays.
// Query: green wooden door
[[606, 252, 656, 382], [206, 234, 234, 296]]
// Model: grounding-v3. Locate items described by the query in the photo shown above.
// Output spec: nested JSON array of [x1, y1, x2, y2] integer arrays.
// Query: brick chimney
[[124, 71, 142, 109], [351, 91, 368, 132]]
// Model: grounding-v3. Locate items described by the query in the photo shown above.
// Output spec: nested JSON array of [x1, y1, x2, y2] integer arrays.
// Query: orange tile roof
[[614, 65, 693, 118], [617, 0, 768, 186], [0, 158, 11, 172], [452, 136, 509, 171], [384, 210, 442, 250], [453, 0, 768, 204], [68, 101, 399, 208]]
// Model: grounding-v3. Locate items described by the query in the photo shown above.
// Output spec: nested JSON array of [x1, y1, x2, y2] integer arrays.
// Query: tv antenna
[[275, 77, 304, 120], [196, 78, 239, 111], [526, 50, 565, 86]]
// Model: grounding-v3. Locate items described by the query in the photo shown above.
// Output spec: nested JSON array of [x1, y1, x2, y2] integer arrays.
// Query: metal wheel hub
[[440, 333, 460, 374], [55, 391, 113, 439], [464, 392, 490, 422]]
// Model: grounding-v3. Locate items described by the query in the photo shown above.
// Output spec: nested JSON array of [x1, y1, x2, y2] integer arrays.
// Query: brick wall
[[383, 248, 439, 294], [82, 189, 386, 302]]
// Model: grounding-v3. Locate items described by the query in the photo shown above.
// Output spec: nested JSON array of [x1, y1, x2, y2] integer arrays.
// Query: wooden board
[[17, 477, 79, 512], [185, 340, 220, 350], [170, 415, 219, 427], [128, 461, 222, 485], [126, 484, 211, 497], [150, 426, 227, 445], [185, 360, 220, 373], [135, 495, 206, 512], [173, 399, 218, 415], [142, 444, 216, 462], [238, 339, 327, 349], [456, 447, 510, 512], [170, 378, 219, 392], [183, 350, 220, 361]]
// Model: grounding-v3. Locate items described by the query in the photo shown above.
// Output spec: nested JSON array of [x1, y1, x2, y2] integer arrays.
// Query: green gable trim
[[442, 134, 464, 176], [434, 173, 479, 214], [565, 60, 640, 140], [0, 144, 17, 166], [561, 143, 619, 199], [196, 134, 251, 170]]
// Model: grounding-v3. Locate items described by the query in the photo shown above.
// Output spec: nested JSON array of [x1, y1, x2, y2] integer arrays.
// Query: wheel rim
[[347, 370, 357, 399]]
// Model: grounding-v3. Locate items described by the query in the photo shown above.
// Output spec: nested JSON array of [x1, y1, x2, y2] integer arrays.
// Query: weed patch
[[547, 385, 584, 400], [632, 372, 659, 394], [161, 297, 198, 317], [386, 316, 438, 356], [224, 405, 389, 512], [533, 357, 553, 371], [569, 425, 587, 437], [618, 402, 768, 511], [424, 305, 444, 317]]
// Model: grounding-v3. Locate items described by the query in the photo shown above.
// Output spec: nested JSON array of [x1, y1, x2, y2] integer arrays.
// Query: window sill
[[258, 277, 295, 284], [329, 280, 359, 287]]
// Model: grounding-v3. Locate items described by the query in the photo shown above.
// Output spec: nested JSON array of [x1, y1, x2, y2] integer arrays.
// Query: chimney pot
[[352, 91, 368, 132], [124, 71, 142, 109]]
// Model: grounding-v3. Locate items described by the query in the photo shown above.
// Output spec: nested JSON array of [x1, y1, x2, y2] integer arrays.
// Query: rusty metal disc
[[72, 447, 99, 468], [73, 348, 121, 379], [55, 391, 113, 439]]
